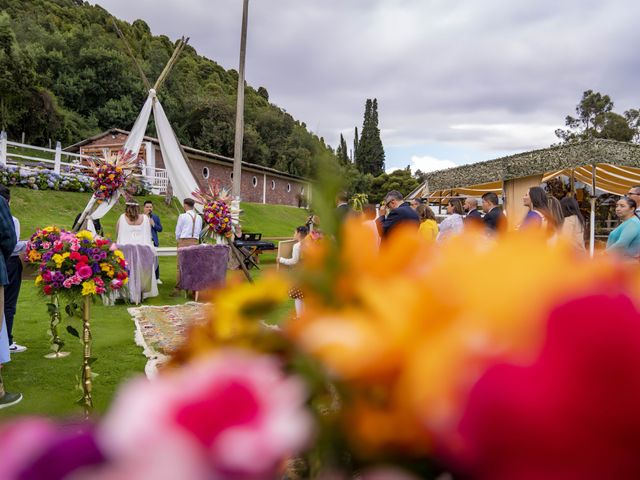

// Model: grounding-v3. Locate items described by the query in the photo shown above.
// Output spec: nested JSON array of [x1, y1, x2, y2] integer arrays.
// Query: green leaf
[[87, 356, 98, 366], [47, 303, 58, 314], [66, 325, 80, 338]]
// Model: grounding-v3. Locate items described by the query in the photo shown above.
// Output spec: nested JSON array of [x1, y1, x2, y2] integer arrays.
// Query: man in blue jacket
[[377, 190, 420, 238], [0, 194, 22, 409], [144, 200, 163, 283]]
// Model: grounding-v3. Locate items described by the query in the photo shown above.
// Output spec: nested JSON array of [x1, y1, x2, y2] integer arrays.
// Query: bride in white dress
[[115, 202, 158, 302]]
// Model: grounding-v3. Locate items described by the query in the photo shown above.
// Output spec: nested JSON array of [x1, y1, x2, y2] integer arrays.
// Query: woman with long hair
[[437, 198, 464, 241], [521, 186, 553, 231], [606, 196, 640, 260], [416, 203, 439, 242], [115, 202, 158, 303], [560, 197, 586, 253]]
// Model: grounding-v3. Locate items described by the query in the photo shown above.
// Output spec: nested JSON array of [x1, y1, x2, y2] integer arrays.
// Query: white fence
[[0, 131, 168, 194]]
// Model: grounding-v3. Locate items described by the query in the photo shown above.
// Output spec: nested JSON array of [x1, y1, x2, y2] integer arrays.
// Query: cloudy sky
[[93, 0, 640, 173]]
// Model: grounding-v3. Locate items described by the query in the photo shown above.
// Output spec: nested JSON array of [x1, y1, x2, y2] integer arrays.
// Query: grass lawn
[[1, 188, 304, 419], [10, 189, 310, 246], [2, 257, 289, 419]]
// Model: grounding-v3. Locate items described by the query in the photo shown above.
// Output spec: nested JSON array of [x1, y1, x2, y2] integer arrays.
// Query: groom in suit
[[376, 190, 420, 238], [482, 192, 506, 232]]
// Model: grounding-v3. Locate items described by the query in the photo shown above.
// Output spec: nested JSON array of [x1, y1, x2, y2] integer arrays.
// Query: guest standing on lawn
[[0, 191, 22, 409], [144, 200, 163, 284], [172, 198, 203, 296], [606, 197, 640, 260], [0, 186, 26, 353]]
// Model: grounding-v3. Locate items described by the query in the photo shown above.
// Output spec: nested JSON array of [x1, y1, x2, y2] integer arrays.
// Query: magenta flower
[[110, 279, 123, 290], [98, 351, 312, 479], [77, 264, 93, 280]]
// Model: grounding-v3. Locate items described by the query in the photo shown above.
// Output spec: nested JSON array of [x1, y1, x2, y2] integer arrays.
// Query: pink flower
[[95, 277, 105, 287], [63, 278, 74, 289], [109, 243, 118, 252], [42, 270, 53, 282], [0, 418, 59, 478], [453, 292, 640, 480], [98, 351, 312, 479], [77, 264, 93, 280], [110, 279, 123, 290], [42, 242, 51, 250]]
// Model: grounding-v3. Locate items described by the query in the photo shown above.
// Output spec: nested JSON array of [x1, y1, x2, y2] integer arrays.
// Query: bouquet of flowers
[[33, 230, 129, 298], [193, 180, 234, 237], [87, 150, 139, 202], [25, 226, 63, 264]]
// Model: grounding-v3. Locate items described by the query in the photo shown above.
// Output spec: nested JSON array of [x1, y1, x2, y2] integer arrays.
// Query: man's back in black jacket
[[378, 201, 420, 238]]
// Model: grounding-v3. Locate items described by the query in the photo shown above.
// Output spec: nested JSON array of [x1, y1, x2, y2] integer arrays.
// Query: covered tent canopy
[[409, 139, 640, 201], [407, 139, 640, 256]]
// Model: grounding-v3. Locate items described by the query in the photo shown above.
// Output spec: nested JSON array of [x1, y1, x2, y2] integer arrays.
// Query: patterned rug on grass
[[128, 302, 209, 378]]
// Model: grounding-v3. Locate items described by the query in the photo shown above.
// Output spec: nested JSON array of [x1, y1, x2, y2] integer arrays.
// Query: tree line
[[0, 0, 333, 178]]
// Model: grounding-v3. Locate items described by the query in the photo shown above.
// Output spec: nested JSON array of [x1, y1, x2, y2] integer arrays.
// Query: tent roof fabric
[[415, 140, 640, 194]]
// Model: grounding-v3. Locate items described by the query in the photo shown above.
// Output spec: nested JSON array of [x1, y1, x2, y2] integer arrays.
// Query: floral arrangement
[[87, 150, 140, 201], [7, 214, 640, 478], [32, 229, 128, 297], [193, 179, 234, 237]]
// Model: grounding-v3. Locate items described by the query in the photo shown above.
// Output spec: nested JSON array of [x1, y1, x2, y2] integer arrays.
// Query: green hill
[[0, 0, 334, 177], [11, 188, 309, 243]]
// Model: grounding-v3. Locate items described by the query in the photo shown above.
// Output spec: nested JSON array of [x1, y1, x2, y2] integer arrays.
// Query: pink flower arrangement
[[87, 150, 139, 201], [30, 229, 129, 298], [193, 180, 234, 237], [99, 351, 312, 479]]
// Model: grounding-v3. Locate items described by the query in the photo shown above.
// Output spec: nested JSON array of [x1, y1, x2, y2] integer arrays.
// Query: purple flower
[[52, 272, 65, 283]]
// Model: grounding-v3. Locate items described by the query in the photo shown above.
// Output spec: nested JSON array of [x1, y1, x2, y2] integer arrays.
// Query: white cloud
[[409, 156, 458, 173]]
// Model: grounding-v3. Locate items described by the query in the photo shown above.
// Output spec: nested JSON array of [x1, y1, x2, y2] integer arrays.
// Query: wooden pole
[[589, 164, 596, 258], [232, 0, 250, 203], [112, 18, 151, 91]]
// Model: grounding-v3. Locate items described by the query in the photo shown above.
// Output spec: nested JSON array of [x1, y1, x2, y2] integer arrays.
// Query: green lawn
[[1, 188, 304, 418], [11, 189, 310, 246]]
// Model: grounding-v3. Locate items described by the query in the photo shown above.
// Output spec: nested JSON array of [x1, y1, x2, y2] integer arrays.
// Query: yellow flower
[[213, 275, 289, 340], [76, 230, 94, 241], [28, 250, 42, 262], [52, 254, 65, 268], [113, 250, 124, 260], [35, 275, 42, 285], [81, 280, 97, 296]]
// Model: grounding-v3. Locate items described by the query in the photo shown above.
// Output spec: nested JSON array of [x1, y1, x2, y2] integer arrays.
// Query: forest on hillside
[[0, 0, 333, 177]]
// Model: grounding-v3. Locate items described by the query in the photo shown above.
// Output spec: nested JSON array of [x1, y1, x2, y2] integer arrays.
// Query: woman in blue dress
[[606, 196, 640, 260], [521, 186, 555, 233]]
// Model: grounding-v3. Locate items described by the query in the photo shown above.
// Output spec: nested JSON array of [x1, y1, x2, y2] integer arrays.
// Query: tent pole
[[112, 19, 151, 91], [589, 164, 596, 258]]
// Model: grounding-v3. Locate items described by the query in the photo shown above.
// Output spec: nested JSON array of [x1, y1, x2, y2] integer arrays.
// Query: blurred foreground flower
[[288, 219, 628, 456], [98, 350, 312, 479], [452, 292, 640, 480]]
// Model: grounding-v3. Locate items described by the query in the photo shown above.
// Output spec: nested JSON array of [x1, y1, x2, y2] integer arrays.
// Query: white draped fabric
[[78, 89, 200, 232]]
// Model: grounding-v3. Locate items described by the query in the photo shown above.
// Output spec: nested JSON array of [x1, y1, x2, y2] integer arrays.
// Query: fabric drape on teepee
[[77, 89, 201, 233], [152, 97, 199, 204]]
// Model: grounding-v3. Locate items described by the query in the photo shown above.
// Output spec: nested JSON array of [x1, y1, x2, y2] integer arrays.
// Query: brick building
[[66, 129, 311, 207]]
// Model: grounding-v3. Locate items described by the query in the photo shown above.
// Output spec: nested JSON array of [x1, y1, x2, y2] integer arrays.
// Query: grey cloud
[[93, 0, 640, 157]]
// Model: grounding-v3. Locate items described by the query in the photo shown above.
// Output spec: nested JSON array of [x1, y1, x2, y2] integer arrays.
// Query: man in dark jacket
[[482, 192, 506, 232], [144, 200, 163, 283], [335, 192, 351, 224], [377, 190, 420, 238], [0, 194, 22, 409]]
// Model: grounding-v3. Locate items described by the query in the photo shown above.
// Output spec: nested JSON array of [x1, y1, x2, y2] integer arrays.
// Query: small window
[[202, 167, 209, 179], [252, 176, 258, 187], [230, 172, 233, 179], [286, 183, 291, 193], [271, 180, 276, 190], [300, 186, 305, 195]]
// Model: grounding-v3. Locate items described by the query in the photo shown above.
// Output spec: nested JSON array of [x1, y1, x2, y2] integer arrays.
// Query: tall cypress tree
[[353, 126, 359, 165], [357, 98, 385, 175], [336, 133, 349, 165]]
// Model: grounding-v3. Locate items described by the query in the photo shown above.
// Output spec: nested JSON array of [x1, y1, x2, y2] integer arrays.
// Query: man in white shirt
[[172, 198, 203, 296]]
